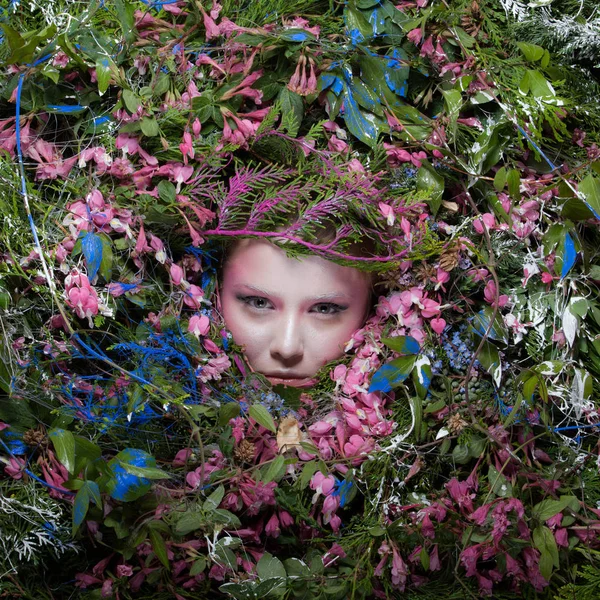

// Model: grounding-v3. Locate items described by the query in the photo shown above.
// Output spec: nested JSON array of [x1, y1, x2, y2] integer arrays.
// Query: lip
[[266, 376, 317, 388]]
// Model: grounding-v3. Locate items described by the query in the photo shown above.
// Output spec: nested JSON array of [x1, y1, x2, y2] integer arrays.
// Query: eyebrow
[[234, 284, 352, 302]]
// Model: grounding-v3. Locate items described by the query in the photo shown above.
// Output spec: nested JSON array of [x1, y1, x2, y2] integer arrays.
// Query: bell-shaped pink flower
[[188, 314, 210, 337]]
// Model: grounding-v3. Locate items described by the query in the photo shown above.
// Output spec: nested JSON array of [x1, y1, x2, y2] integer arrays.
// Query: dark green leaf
[[157, 180, 176, 203], [257, 552, 286, 581], [381, 336, 420, 355], [416, 162, 444, 215], [279, 88, 303, 137], [218, 402, 241, 426], [203, 484, 225, 512], [189, 557, 206, 576], [49, 428, 76, 474], [175, 511, 205, 535], [72, 484, 90, 534], [263, 455, 286, 484], [119, 462, 170, 480], [578, 174, 600, 220], [369, 355, 417, 393], [149, 528, 170, 570], [533, 496, 579, 522]]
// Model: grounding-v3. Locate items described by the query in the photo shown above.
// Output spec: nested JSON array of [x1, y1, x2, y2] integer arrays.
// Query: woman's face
[[220, 239, 371, 387]]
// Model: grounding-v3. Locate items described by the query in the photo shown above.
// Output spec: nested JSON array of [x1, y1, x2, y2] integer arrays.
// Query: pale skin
[[220, 238, 372, 387]]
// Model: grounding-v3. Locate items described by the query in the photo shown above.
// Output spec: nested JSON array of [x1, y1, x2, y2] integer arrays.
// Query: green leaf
[[533, 496, 579, 522], [416, 161, 444, 215], [257, 552, 286, 581], [578, 174, 600, 220], [284, 557, 310, 578], [98, 234, 113, 281], [561, 198, 594, 221], [381, 336, 420, 355], [72, 484, 90, 534], [115, 0, 136, 45], [442, 89, 462, 137], [149, 528, 170, 570], [493, 167, 506, 192], [119, 462, 170, 480], [140, 117, 159, 137], [87, 480, 102, 507], [212, 509, 242, 528], [157, 180, 176, 203], [203, 485, 225, 512], [299, 461, 319, 489], [369, 525, 386, 537], [471, 306, 508, 344], [95, 58, 113, 95], [49, 428, 76, 475], [122, 89, 141, 113], [218, 402, 241, 426], [279, 88, 303, 137], [154, 72, 171, 97], [369, 355, 417, 393], [175, 512, 205, 535], [488, 465, 512, 497], [517, 42, 545, 62], [263, 455, 286, 484], [533, 525, 559, 580], [189, 557, 206, 576], [249, 405, 276, 433], [507, 168, 520, 200]]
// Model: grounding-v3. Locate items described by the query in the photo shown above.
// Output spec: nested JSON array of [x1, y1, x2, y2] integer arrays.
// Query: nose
[[269, 314, 304, 367]]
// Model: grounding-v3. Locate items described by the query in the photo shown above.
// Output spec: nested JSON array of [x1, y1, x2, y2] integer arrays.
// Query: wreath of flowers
[[1, 0, 600, 598]]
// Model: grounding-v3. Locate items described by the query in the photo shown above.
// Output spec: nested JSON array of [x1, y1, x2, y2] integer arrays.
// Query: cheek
[[222, 300, 267, 355], [306, 313, 366, 362]]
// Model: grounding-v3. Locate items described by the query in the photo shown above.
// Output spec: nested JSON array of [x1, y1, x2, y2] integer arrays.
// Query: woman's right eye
[[238, 295, 273, 310]]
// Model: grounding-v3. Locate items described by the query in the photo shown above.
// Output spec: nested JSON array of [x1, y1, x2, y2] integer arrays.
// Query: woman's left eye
[[311, 303, 346, 315]]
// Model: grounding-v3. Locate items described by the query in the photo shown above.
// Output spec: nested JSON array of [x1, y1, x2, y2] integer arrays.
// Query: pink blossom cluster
[[64, 269, 100, 324]]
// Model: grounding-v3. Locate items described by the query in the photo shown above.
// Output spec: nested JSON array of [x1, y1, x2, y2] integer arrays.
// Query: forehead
[[223, 239, 370, 297]]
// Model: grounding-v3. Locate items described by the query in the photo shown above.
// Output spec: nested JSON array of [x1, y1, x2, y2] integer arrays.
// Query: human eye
[[311, 303, 347, 316], [237, 295, 273, 311]]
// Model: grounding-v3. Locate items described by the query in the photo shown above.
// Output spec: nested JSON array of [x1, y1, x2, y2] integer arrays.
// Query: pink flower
[[4, 456, 26, 479], [391, 547, 408, 590], [179, 131, 194, 163], [265, 513, 280, 538], [170, 263, 184, 285], [65, 269, 99, 323], [116, 564, 133, 578], [430, 317, 446, 334], [239, 475, 277, 515], [473, 213, 496, 234], [183, 284, 204, 309], [460, 544, 482, 577], [446, 478, 475, 513], [310, 471, 335, 500], [420, 36, 435, 57], [379, 202, 395, 226], [328, 135, 348, 153], [483, 280, 509, 308], [192, 118, 202, 138], [197, 355, 231, 382], [407, 28, 422, 45], [383, 143, 412, 167], [188, 314, 210, 337]]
